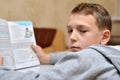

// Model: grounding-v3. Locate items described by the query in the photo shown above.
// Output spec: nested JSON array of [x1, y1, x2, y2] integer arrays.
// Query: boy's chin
[[70, 49, 81, 52]]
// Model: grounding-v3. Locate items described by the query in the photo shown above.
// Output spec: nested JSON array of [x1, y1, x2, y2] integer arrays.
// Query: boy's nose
[[69, 31, 78, 41]]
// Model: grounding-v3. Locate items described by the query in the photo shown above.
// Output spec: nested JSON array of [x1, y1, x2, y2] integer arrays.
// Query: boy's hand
[[31, 45, 50, 64], [0, 56, 3, 65]]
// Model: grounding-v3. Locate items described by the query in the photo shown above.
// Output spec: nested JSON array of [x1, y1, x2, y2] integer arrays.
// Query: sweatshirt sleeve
[[49, 51, 69, 65], [41, 48, 118, 80]]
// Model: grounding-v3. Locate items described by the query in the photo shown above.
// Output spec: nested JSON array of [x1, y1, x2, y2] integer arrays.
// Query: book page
[[0, 19, 14, 69], [8, 21, 40, 69]]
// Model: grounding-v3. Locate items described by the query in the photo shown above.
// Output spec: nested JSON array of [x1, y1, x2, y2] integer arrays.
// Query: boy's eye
[[67, 29, 73, 33], [79, 30, 87, 33]]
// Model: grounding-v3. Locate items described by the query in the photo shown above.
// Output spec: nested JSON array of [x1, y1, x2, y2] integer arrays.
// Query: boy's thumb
[[0, 56, 3, 65]]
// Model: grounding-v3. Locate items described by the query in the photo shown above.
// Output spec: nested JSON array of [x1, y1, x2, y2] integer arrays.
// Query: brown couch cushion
[[107, 35, 120, 45], [34, 28, 56, 48]]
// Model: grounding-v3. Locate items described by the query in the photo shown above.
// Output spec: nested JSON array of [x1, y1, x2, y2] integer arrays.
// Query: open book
[[0, 19, 40, 70]]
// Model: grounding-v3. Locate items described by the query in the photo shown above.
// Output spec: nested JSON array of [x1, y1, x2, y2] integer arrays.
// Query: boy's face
[[67, 14, 108, 52]]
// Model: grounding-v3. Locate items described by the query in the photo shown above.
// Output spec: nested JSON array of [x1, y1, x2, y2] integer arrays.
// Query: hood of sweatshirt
[[89, 45, 120, 73]]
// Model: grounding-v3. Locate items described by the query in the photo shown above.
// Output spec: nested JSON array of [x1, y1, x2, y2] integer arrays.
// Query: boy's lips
[[70, 46, 81, 51]]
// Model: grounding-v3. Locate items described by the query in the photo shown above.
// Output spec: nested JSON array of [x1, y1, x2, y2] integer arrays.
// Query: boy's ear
[[100, 29, 111, 45]]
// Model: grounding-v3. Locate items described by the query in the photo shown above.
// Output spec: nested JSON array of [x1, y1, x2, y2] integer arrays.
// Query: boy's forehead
[[69, 13, 96, 20], [67, 14, 98, 28]]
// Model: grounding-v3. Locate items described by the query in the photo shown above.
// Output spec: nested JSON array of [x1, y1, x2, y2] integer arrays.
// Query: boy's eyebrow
[[67, 24, 89, 29], [77, 25, 88, 29], [66, 25, 71, 28]]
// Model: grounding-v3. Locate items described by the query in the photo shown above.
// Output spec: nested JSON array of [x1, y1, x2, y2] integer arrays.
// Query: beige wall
[[0, 0, 120, 37]]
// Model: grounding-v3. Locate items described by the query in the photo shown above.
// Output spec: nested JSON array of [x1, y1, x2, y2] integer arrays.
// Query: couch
[[34, 28, 67, 53], [107, 35, 120, 45]]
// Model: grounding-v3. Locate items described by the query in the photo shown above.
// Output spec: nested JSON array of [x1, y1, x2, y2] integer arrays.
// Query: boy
[[0, 2, 120, 80], [31, 2, 112, 65]]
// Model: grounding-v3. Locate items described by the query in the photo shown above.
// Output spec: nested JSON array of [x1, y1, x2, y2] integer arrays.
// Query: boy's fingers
[[31, 45, 41, 56], [31, 45, 39, 52], [0, 56, 3, 65]]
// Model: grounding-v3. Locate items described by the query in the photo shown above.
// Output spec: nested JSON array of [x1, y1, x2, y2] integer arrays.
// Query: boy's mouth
[[70, 46, 81, 52]]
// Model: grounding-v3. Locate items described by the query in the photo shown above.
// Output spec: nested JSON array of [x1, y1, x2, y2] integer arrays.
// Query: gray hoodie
[[0, 45, 120, 80]]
